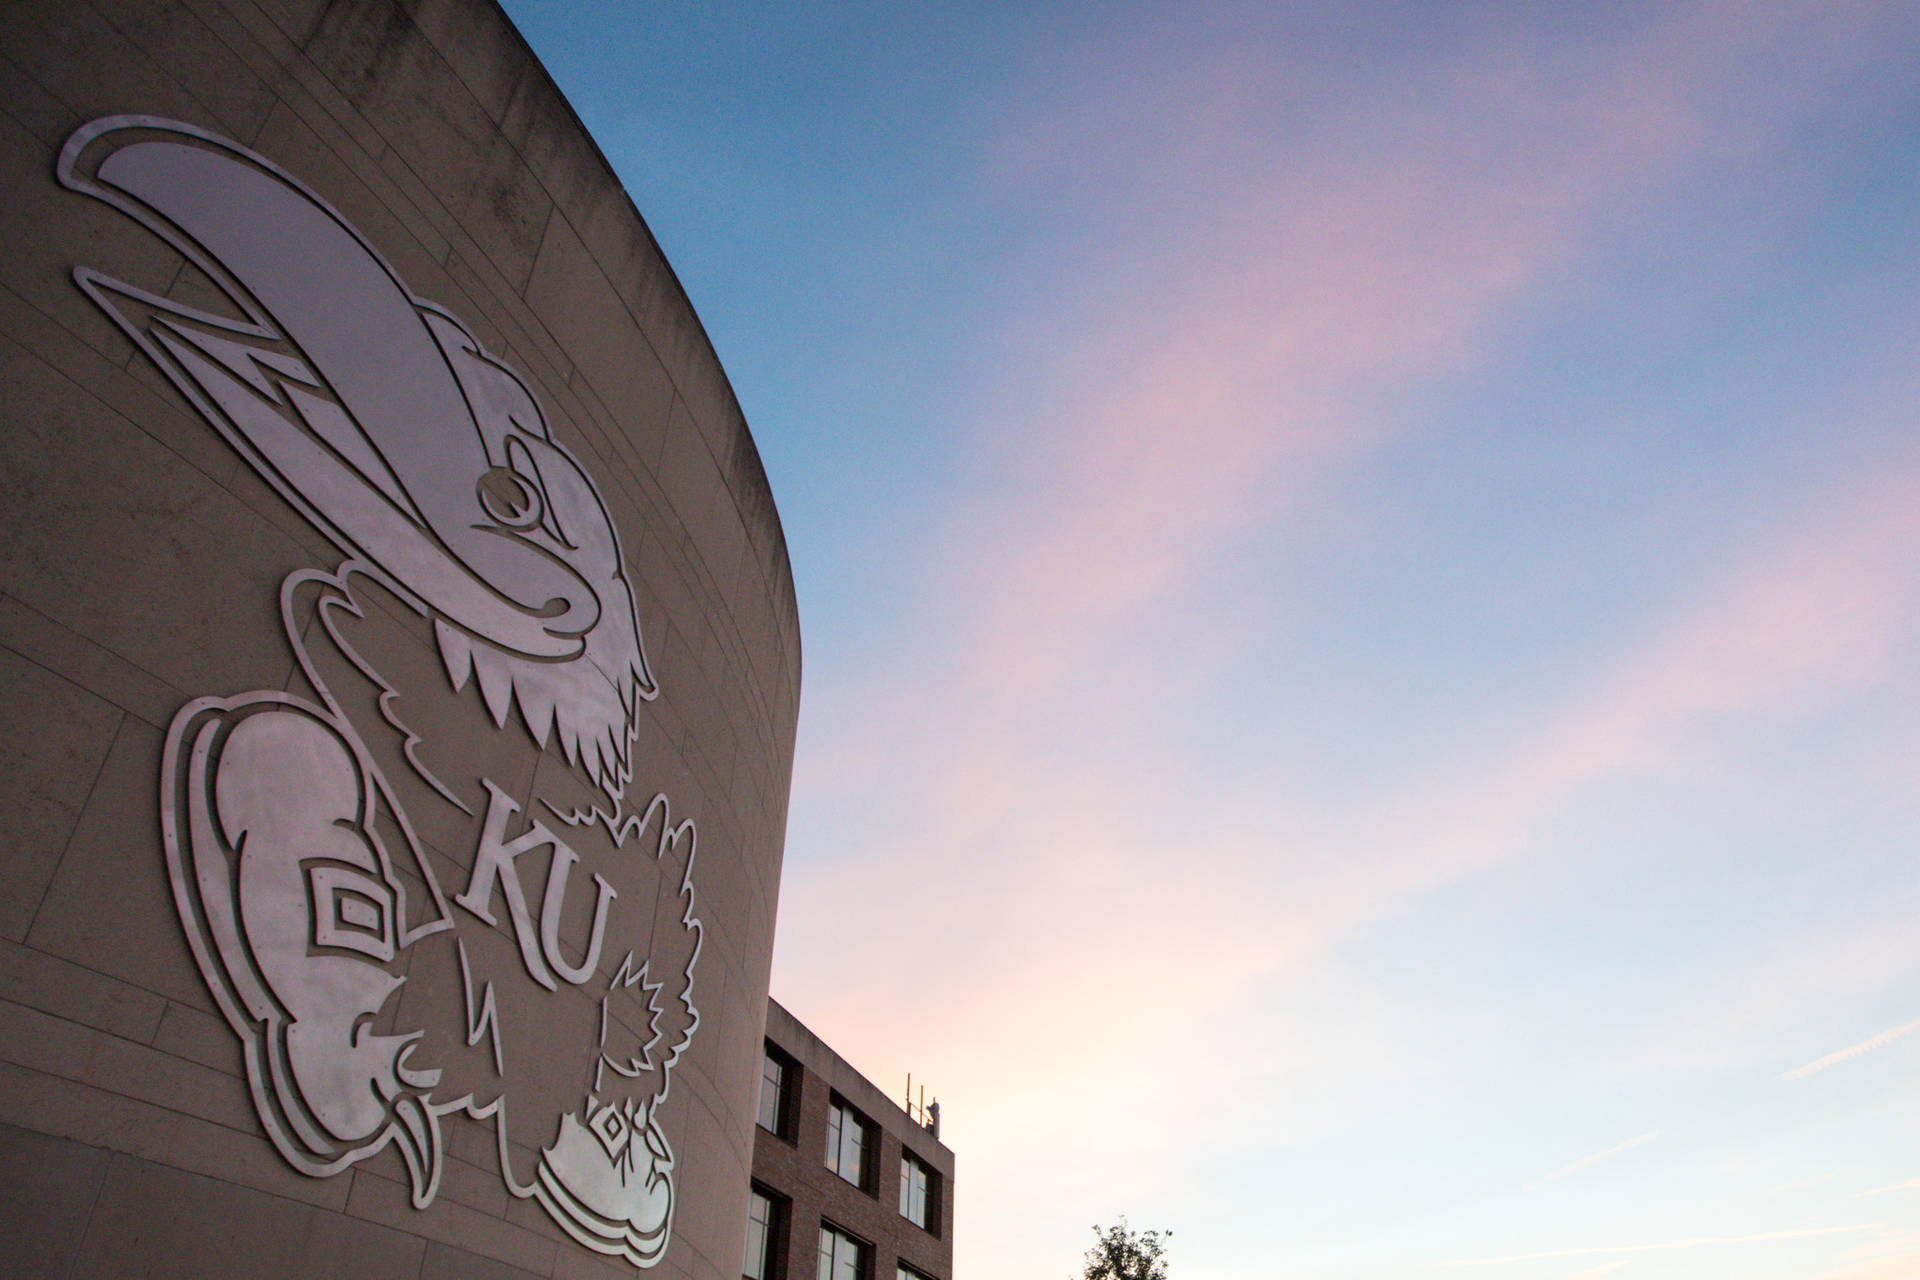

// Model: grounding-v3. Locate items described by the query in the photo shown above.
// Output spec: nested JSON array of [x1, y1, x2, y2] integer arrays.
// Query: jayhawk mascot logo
[[58, 116, 702, 1270]]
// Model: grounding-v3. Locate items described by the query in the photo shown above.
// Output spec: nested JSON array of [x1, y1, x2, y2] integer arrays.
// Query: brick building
[[745, 1000, 955, 1280]]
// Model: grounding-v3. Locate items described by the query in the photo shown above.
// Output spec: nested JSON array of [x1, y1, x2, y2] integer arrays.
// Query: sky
[[498, 3, 1920, 1277]]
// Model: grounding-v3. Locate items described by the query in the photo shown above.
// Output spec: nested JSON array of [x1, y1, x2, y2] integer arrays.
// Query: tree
[[1080, 1218, 1171, 1280]]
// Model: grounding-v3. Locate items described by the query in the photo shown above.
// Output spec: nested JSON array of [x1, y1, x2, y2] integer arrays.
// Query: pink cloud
[[783, 405, 1920, 1280], [942, 0, 1914, 673], [803, 0, 1920, 831], [771, 3, 1920, 1274]]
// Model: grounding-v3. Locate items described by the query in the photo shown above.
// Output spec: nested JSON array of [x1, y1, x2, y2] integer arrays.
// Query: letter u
[[539, 845, 616, 986]]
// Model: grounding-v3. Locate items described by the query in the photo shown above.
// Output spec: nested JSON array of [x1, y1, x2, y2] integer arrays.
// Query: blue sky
[[500, 4, 1920, 1276]]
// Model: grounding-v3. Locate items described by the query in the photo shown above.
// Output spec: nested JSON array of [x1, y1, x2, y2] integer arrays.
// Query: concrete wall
[[0, 3, 800, 1278], [755, 1000, 956, 1280]]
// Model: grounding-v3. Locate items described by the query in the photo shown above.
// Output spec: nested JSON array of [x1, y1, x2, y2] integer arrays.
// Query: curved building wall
[[0, 3, 801, 1278]]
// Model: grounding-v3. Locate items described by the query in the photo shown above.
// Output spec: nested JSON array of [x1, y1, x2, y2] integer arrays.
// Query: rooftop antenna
[[904, 1074, 940, 1137]]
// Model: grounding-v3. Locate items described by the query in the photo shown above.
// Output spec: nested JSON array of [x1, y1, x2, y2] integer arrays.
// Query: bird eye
[[477, 466, 544, 530]]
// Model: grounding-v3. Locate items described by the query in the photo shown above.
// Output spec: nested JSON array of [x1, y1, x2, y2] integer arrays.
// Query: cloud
[[788, 0, 1920, 993], [1768, 1172, 1838, 1196], [1535, 1132, 1661, 1188], [784, 354, 1920, 1280], [1819, 1256, 1920, 1280], [1449, 1223, 1883, 1267], [767, 2, 1920, 1275], [1624, 877, 1920, 1077], [1783, 1015, 1920, 1081], [1811, 1233, 1920, 1280], [1858, 1179, 1920, 1198]]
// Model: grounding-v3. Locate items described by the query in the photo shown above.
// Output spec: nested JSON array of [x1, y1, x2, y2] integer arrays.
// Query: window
[[898, 1153, 931, 1229], [823, 1097, 868, 1188], [744, 1188, 781, 1280], [896, 1266, 934, 1280], [757, 1046, 791, 1136], [817, 1224, 866, 1280]]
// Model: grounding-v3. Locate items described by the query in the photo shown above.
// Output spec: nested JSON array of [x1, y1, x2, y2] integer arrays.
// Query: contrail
[[1783, 1015, 1920, 1081], [1535, 1130, 1660, 1187]]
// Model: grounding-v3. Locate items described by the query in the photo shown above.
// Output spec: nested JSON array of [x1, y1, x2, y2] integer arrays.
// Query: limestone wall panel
[[0, 3, 802, 1277]]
